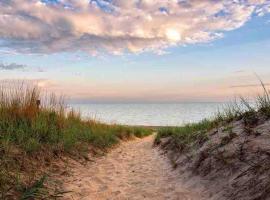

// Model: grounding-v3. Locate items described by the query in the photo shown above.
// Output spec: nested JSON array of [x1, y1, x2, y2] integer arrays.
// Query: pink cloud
[[0, 0, 269, 55]]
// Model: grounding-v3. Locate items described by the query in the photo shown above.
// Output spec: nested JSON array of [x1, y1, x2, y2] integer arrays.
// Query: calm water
[[69, 103, 225, 126]]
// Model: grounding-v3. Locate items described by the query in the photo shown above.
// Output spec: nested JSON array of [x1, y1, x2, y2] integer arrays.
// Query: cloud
[[0, 79, 58, 89], [230, 83, 270, 88], [234, 70, 247, 74], [0, 0, 269, 55], [0, 63, 26, 70]]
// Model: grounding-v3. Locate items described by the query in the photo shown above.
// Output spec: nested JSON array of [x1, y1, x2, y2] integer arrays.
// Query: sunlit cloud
[[0, 0, 269, 55]]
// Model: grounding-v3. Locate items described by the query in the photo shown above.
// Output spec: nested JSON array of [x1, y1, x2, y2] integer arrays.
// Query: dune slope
[[158, 117, 270, 200]]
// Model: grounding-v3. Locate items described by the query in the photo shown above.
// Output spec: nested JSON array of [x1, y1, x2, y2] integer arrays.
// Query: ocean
[[69, 103, 225, 127]]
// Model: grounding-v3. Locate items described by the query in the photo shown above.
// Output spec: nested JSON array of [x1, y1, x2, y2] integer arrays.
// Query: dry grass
[[0, 84, 152, 199]]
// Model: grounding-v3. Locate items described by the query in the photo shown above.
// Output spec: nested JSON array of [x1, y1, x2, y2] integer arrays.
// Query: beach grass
[[155, 82, 270, 151], [0, 85, 152, 199]]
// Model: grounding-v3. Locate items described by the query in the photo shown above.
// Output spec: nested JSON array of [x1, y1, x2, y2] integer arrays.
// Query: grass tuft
[[0, 84, 152, 198], [156, 119, 214, 151]]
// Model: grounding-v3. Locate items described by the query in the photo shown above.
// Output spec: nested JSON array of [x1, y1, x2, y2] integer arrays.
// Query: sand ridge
[[61, 135, 200, 200]]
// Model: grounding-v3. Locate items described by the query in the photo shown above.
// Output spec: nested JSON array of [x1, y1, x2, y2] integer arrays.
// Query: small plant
[[19, 176, 69, 200], [23, 138, 41, 154], [242, 111, 258, 127], [223, 125, 233, 133], [20, 176, 47, 200], [256, 79, 270, 118]]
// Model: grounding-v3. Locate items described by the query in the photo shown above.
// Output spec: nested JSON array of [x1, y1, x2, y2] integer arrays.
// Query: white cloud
[[0, 0, 269, 55]]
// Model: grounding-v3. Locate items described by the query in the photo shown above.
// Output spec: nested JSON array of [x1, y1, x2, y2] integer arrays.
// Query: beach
[[61, 135, 201, 200]]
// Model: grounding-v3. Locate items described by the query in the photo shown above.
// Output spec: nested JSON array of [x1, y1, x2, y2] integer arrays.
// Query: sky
[[0, 0, 270, 103]]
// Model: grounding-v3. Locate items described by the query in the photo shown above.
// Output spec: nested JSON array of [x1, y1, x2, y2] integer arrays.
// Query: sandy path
[[61, 135, 200, 200]]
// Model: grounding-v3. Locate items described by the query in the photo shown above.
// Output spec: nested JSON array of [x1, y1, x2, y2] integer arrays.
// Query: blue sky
[[0, 0, 270, 102]]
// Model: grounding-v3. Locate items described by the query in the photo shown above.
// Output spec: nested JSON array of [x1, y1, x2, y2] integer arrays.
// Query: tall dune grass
[[0, 85, 152, 199], [155, 83, 270, 150], [0, 85, 151, 153]]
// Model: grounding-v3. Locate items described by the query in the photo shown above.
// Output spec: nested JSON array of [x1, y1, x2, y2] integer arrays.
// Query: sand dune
[[61, 135, 200, 200]]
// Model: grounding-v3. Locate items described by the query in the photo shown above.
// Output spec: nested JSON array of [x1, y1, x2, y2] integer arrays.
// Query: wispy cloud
[[230, 83, 270, 88], [0, 78, 58, 89], [0, 63, 25, 70], [0, 0, 269, 55], [234, 70, 247, 74]]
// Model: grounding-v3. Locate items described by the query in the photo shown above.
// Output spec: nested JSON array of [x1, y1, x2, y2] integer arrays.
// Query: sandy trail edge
[[60, 135, 201, 200]]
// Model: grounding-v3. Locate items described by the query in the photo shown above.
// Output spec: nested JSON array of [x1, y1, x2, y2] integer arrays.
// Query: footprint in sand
[[61, 135, 202, 200]]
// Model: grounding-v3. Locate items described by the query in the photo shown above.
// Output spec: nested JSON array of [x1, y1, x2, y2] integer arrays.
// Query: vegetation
[[155, 119, 215, 151], [156, 82, 270, 200], [156, 82, 270, 151], [0, 85, 152, 199]]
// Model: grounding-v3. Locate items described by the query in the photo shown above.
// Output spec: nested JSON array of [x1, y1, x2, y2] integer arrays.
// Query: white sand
[[61, 135, 200, 200]]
